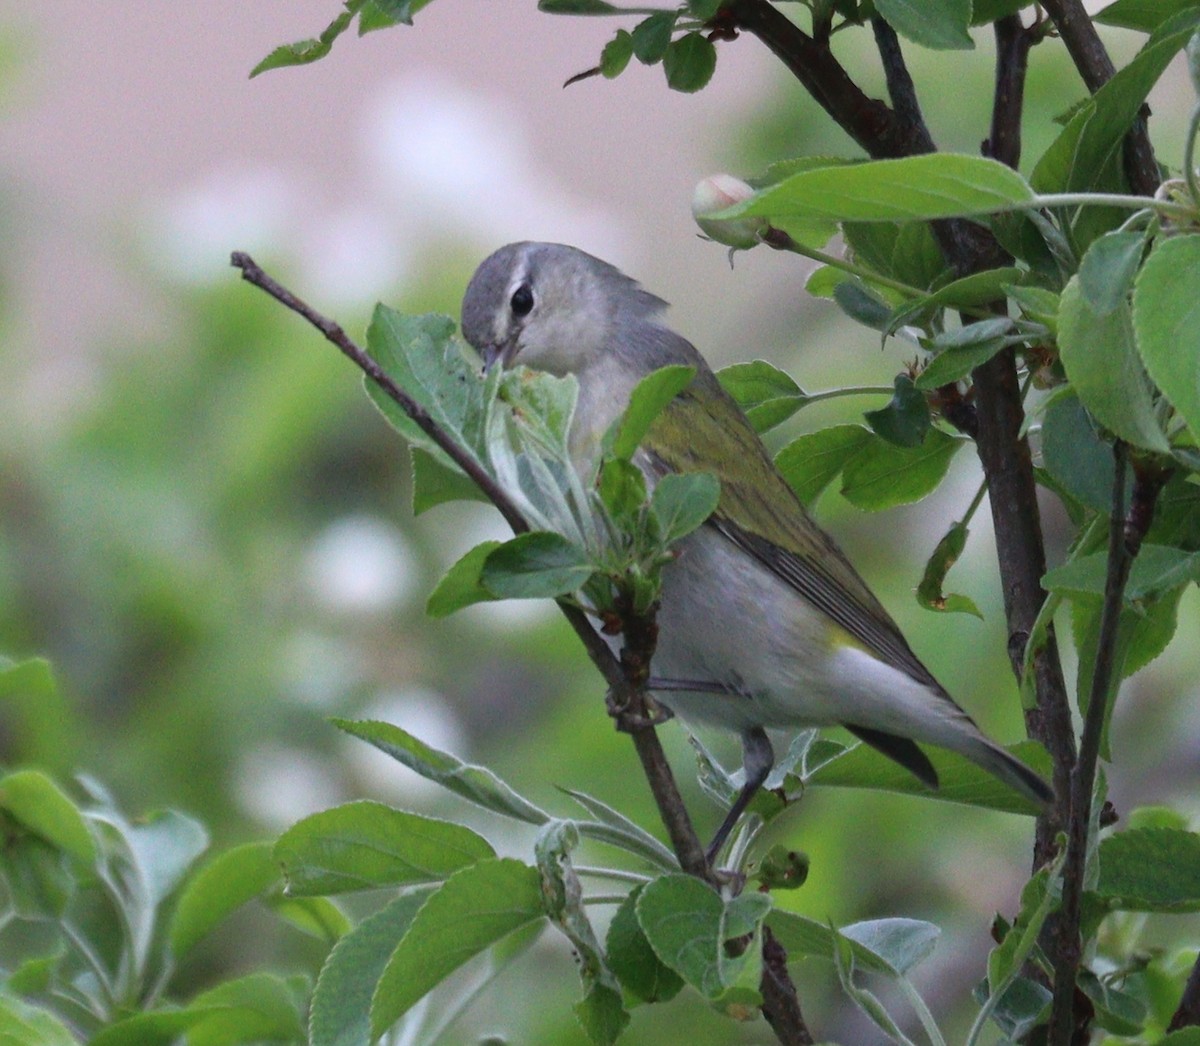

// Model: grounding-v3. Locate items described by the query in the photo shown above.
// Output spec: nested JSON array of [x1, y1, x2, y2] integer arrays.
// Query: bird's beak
[[479, 338, 518, 372]]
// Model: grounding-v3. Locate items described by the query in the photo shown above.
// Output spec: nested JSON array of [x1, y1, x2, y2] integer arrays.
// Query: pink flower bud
[[691, 174, 765, 250]]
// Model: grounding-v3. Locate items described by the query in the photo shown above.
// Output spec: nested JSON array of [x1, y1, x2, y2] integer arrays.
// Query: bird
[[460, 241, 1053, 861]]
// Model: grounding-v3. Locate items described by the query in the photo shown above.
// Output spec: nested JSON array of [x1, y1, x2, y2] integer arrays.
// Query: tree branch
[[725, 0, 933, 158], [984, 15, 1036, 168], [971, 350, 1075, 863], [871, 17, 925, 135], [1049, 442, 1135, 1043], [230, 251, 813, 1044]]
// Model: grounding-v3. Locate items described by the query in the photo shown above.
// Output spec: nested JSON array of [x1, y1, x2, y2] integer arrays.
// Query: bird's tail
[[961, 735, 1054, 808]]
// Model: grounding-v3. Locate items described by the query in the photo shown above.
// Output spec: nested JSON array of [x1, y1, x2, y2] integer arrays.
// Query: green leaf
[[275, 801, 495, 895], [600, 29, 634, 78], [1034, 9, 1200, 193], [534, 822, 629, 1045], [635, 874, 767, 1009], [716, 360, 809, 433], [663, 32, 716, 92], [0, 770, 95, 863], [724, 154, 1035, 224], [1041, 393, 1128, 513], [978, 976, 1053, 1042], [802, 738, 1050, 814], [426, 541, 502, 618], [266, 894, 350, 942], [1007, 284, 1061, 334], [0, 996, 78, 1046], [971, 0, 1036, 24], [169, 841, 278, 959], [364, 307, 491, 469], [1097, 828, 1200, 911], [575, 983, 630, 1046], [371, 859, 545, 1034], [914, 318, 1019, 391], [310, 888, 436, 1046], [333, 718, 550, 824], [411, 446, 487, 514], [840, 918, 939, 975], [606, 884, 685, 1004], [840, 428, 963, 510], [833, 280, 893, 330], [558, 787, 679, 870], [863, 374, 930, 447], [1058, 274, 1169, 452], [987, 867, 1062, 994], [1133, 233, 1200, 444], [765, 910, 924, 975], [630, 11, 677, 63], [875, 0, 974, 49], [88, 1010, 211, 1046], [775, 424, 873, 504], [481, 531, 593, 599], [917, 521, 983, 617], [1078, 230, 1146, 316], [610, 364, 696, 461], [1095, 0, 1200, 32], [0, 657, 78, 770], [1043, 543, 1200, 601], [1077, 967, 1147, 1035], [649, 472, 720, 544], [185, 973, 306, 1046], [126, 809, 209, 908], [914, 338, 1011, 390], [888, 266, 1024, 334], [598, 458, 648, 525], [250, 10, 354, 76], [1071, 586, 1184, 736]]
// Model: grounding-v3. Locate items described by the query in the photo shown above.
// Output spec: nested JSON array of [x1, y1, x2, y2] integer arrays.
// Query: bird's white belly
[[645, 525, 978, 754], [649, 525, 849, 733]]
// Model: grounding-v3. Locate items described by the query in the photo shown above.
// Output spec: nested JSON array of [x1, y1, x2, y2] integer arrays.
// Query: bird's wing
[[644, 367, 943, 693]]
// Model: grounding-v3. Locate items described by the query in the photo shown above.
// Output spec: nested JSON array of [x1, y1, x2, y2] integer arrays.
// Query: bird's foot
[[606, 688, 673, 732]]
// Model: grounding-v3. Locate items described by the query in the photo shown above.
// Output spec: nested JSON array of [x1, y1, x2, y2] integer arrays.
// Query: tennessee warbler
[[461, 241, 1052, 858]]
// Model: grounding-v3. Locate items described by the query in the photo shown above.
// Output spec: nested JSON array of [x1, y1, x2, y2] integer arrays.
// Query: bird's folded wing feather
[[645, 371, 943, 694]]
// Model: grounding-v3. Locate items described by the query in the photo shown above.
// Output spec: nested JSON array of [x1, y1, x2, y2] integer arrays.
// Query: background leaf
[[1133, 233, 1200, 443]]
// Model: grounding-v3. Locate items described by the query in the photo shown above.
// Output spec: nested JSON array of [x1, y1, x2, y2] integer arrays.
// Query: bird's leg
[[706, 726, 774, 866], [608, 675, 734, 729], [646, 676, 732, 695]]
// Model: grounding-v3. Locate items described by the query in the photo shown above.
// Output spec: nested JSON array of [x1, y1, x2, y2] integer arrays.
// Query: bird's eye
[[510, 284, 534, 318]]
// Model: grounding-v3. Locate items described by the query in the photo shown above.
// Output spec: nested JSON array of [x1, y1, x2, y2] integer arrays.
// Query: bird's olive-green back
[[646, 368, 942, 692]]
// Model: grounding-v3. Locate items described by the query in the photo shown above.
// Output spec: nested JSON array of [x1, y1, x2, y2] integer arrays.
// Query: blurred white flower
[[153, 165, 301, 281], [235, 743, 342, 829], [279, 630, 366, 710], [305, 514, 418, 615], [360, 72, 628, 257]]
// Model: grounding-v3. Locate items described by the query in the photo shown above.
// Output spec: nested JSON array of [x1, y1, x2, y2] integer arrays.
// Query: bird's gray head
[[460, 242, 668, 375]]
